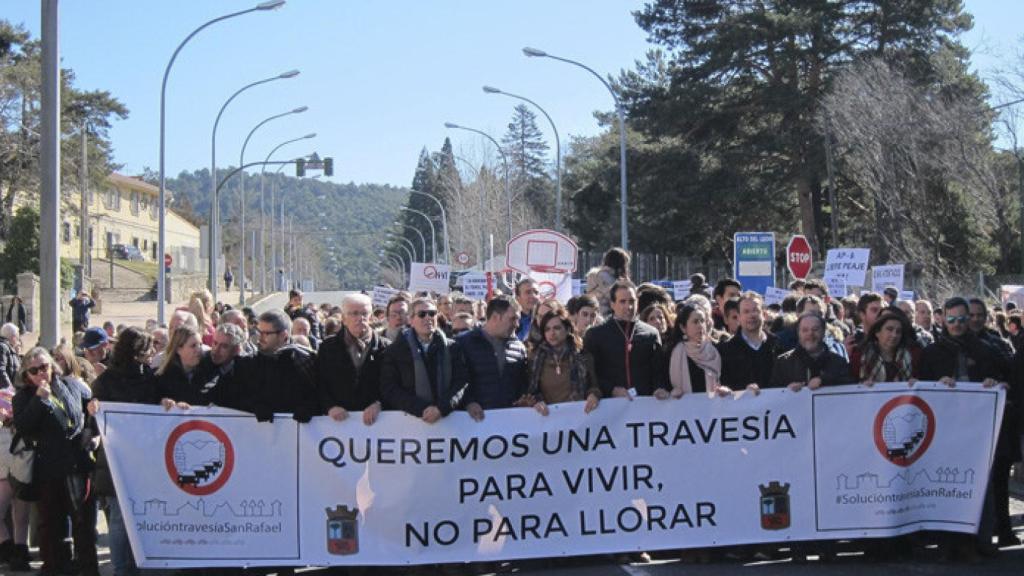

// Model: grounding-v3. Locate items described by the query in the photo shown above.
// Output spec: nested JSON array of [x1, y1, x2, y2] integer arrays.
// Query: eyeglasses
[[945, 315, 969, 324], [27, 364, 50, 376], [258, 329, 284, 336], [416, 310, 438, 319]]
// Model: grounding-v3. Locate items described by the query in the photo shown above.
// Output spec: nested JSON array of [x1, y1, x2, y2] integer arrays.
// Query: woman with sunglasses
[[527, 309, 601, 415], [91, 327, 157, 576], [11, 347, 98, 576]]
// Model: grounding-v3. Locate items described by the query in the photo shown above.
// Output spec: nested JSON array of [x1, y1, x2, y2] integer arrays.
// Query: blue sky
[[5, 0, 1022, 187]]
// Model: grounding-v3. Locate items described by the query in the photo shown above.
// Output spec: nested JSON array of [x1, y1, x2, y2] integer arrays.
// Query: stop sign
[[786, 235, 812, 279]]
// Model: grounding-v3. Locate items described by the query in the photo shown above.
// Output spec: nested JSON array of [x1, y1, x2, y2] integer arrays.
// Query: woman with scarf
[[11, 347, 98, 576], [155, 325, 207, 407], [527, 309, 601, 415], [850, 309, 920, 384], [91, 327, 157, 576], [666, 304, 733, 398]]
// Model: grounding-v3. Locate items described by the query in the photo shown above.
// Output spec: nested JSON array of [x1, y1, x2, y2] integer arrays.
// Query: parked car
[[111, 243, 146, 261]]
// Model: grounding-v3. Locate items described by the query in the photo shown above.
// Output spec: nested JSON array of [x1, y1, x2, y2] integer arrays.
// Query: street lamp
[[261, 133, 315, 293], [390, 225, 426, 262], [407, 189, 450, 265], [209, 68, 300, 301], [523, 46, 629, 249], [444, 122, 511, 245], [158, 0, 286, 323], [401, 206, 437, 264], [237, 105, 307, 304], [483, 85, 563, 231], [388, 238, 416, 270]]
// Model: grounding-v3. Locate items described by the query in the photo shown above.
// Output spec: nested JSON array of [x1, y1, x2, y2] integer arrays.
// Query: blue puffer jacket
[[453, 327, 529, 410]]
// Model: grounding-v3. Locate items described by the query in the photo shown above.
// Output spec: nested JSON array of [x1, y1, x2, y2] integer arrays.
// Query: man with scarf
[[583, 281, 669, 399], [921, 297, 1015, 556], [380, 297, 464, 422], [317, 293, 388, 425], [771, 312, 851, 390], [454, 295, 530, 421]]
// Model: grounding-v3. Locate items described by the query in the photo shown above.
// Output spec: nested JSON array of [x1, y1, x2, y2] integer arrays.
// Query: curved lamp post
[[408, 189, 450, 265], [159, 0, 286, 322], [388, 237, 416, 268], [445, 122, 511, 246], [260, 133, 315, 293], [483, 84, 562, 231], [237, 105, 307, 304], [401, 206, 437, 264], [209, 68, 299, 301], [390, 225, 426, 262], [523, 46, 628, 249]]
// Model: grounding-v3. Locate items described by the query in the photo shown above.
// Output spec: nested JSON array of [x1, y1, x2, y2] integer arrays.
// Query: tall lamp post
[[483, 85, 562, 231], [388, 238, 416, 270], [408, 189, 450, 264], [158, 0, 285, 324], [209, 68, 299, 302], [444, 122, 511, 245], [237, 105, 307, 305], [261, 134, 315, 293], [401, 206, 437, 264], [523, 46, 628, 250]]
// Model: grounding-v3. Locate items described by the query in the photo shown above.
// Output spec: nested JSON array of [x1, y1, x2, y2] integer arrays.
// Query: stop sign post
[[787, 235, 812, 279]]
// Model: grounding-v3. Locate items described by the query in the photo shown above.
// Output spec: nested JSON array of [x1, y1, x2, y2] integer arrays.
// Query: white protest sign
[[1001, 285, 1024, 309], [672, 280, 692, 301], [529, 270, 572, 304], [460, 272, 489, 300], [371, 286, 398, 309], [825, 276, 847, 298], [101, 383, 1003, 568], [871, 264, 905, 293], [824, 248, 870, 288], [408, 263, 451, 295], [764, 286, 790, 307], [899, 290, 915, 302]]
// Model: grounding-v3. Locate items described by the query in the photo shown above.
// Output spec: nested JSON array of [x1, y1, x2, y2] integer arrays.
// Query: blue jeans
[[107, 497, 138, 576]]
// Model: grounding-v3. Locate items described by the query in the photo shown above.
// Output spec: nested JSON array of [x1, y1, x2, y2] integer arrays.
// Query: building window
[[88, 226, 94, 247], [143, 239, 148, 251], [132, 237, 139, 248], [149, 199, 157, 220], [115, 189, 122, 211], [131, 190, 140, 215], [62, 222, 71, 243], [103, 187, 114, 209], [75, 224, 80, 238]]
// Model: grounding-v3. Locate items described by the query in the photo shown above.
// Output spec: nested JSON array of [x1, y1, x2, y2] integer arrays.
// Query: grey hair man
[[0, 322, 21, 388]]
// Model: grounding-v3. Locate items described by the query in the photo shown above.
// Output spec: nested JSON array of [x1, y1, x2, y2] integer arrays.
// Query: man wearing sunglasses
[[380, 297, 462, 423]]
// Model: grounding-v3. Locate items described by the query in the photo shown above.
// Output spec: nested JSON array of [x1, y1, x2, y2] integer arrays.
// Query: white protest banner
[[824, 248, 870, 288], [371, 286, 398, 309], [871, 264, 905, 293], [408, 263, 451, 294], [100, 383, 1002, 568], [825, 276, 846, 298], [529, 270, 572, 304], [460, 272, 489, 300], [900, 290, 915, 302], [672, 280, 692, 301], [764, 286, 790, 307], [1001, 285, 1024, 309]]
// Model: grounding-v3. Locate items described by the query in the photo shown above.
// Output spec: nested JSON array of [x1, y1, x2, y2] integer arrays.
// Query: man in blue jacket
[[454, 295, 530, 421]]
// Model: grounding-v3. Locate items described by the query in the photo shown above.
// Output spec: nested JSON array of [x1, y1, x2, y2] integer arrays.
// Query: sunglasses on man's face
[[945, 315, 969, 325], [416, 310, 438, 319], [27, 364, 50, 376]]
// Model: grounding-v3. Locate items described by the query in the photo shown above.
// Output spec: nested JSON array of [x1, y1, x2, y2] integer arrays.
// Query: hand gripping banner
[[97, 383, 1004, 568]]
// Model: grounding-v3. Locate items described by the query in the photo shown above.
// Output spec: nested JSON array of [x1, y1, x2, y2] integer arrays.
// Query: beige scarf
[[669, 340, 721, 398]]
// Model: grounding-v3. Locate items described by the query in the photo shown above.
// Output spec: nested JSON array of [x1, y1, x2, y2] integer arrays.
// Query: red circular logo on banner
[[872, 395, 936, 467], [164, 421, 235, 496]]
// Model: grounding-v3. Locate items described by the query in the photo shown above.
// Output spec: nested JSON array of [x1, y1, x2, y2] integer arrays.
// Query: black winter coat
[[583, 318, 667, 397], [0, 337, 19, 389], [91, 363, 159, 495], [718, 332, 780, 389], [770, 346, 852, 389], [453, 327, 528, 410], [380, 331, 465, 416], [12, 375, 92, 481], [316, 331, 389, 414], [235, 345, 319, 422], [918, 333, 1005, 382]]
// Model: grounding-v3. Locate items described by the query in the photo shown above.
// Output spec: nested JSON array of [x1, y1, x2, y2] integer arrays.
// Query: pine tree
[[501, 104, 553, 226]]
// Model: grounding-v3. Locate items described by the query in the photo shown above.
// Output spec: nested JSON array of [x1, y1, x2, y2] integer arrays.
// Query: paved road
[[251, 290, 357, 313]]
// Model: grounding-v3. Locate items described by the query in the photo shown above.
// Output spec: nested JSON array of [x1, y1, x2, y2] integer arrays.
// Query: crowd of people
[[0, 246, 1022, 574]]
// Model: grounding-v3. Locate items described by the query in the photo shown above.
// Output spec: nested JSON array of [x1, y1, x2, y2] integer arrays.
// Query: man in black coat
[[771, 312, 851, 390], [316, 293, 388, 426], [583, 281, 669, 398], [719, 292, 780, 390], [234, 309, 318, 423], [379, 297, 464, 423]]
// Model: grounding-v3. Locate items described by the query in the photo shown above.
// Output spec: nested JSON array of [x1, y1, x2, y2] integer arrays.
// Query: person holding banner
[[380, 297, 463, 422], [12, 348, 99, 576], [719, 292, 780, 390], [665, 304, 732, 398], [527, 309, 601, 414], [155, 325, 208, 407], [771, 312, 851, 391], [454, 295, 531, 421], [316, 293, 388, 426], [849, 309, 920, 385], [583, 281, 670, 400]]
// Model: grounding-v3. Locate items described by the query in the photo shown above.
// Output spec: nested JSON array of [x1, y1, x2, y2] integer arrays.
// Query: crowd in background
[[0, 246, 1021, 574]]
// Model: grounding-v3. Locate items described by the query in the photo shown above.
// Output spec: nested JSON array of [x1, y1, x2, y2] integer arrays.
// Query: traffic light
[[324, 157, 333, 177], [296, 158, 305, 177]]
